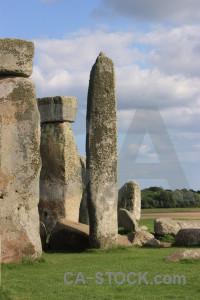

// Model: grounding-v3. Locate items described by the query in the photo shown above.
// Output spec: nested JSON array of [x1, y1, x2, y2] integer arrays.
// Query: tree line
[[141, 187, 200, 208]]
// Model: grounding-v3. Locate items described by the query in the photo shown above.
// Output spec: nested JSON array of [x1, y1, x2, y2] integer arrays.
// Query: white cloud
[[31, 27, 200, 186], [32, 28, 200, 110], [143, 26, 200, 77], [116, 65, 200, 109], [94, 0, 200, 24]]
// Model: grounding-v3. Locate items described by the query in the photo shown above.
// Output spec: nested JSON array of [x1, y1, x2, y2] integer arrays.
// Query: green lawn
[[139, 218, 154, 233], [1, 217, 200, 299], [1, 247, 200, 299], [142, 208, 200, 213]]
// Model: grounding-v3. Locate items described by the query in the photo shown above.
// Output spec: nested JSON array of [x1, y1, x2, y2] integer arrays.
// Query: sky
[[1, 0, 200, 190]]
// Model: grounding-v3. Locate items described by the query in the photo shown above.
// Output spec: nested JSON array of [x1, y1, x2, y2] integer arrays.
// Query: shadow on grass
[[180, 258, 200, 264], [118, 227, 132, 235]]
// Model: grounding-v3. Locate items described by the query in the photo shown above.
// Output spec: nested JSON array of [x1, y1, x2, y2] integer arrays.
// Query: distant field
[[142, 208, 200, 213], [141, 208, 200, 220]]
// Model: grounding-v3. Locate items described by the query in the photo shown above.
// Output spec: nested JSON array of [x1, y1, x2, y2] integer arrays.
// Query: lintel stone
[[0, 38, 34, 77], [37, 96, 77, 123]]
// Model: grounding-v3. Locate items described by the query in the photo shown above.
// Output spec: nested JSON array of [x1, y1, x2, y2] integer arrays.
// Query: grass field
[[1, 247, 200, 300], [142, 208, 200, 213], [139, 219, 154, 233], [1, 216, 200, 300]]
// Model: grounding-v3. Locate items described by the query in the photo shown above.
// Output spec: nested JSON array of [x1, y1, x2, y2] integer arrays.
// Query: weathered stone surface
[[166, 249, 200, 262], [79, 156, 89, 225], [118, 181, 141, 222], [140, 226, 148, 231], [118, 208, 138, 232], [118, 235, 132, 247], [175, 229, 200, 246], [129, 231, 161, 247], [37, 96, 77, 123], [0, 77, 42, 262], [49, 219, 89, 251], [40, 222, 48, 251], [49, 219, 132, 250], [86, 52, 118, 249], [160, 242, 172, 248], [154, 218, 200, 237], [39, 122, 82, 233], [0, 38, 34, 77]]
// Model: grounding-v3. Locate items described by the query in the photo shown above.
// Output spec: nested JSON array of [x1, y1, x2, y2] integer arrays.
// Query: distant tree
[[141, 187, 200, 209], [159, 191, 171, 208]]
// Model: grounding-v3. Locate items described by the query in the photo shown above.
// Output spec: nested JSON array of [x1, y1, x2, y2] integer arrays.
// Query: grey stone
[[118, 208, 139, 232], [129, 231, 161, 247], [166, 249, 200, 262], [79, 156, 89, 225], [118, 235, 132, 247], [49, 219, 90, 251], [86, 52, 118, 248], [40, 222, 48, 251], [140, 226, 148, 231], [49, 219, 132, 251], [39, 122, 82, 233], [118, 181, 141, 222], [175, 229, 200, 246], [154, 218, 200, 236], [37, 96, 77, 123], [0, 38, 34, 77], [0, 76, 42, 262]]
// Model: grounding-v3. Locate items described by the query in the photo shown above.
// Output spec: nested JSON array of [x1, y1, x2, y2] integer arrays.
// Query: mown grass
[[139, 218, 154, 233], [142, 208, 200, 213], [1, 246, 200, 300], [1, 218, 200, 299]]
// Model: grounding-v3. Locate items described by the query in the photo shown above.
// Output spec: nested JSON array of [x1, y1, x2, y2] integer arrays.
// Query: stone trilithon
[[86, 52, 118, 248]]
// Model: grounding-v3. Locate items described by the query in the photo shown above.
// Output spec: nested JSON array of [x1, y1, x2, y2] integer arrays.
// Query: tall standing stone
[[0, 39, 42, 262], [37, 96, 83, 233], [118, 181, 141, 223], [86, 52, 118, 248]]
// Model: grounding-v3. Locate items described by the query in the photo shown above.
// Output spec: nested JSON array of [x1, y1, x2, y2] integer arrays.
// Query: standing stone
[[86, 52, 118, 248], [0, 38, 34, 77], [38, 97, 82, 233], [79, 156, 89, 225], [118, 181, 141, 223], [0, 71, 42, 262]]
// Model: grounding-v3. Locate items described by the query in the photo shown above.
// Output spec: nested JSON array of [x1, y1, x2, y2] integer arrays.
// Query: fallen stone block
[[49, 220, 89, 251], [129, 231, 161, 247], [49, 220, 132, 251], [154, 218, 200, 237], [166, 249, 200, 262], [175, 229, 200, 246], [118, 208, 138, 232]]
